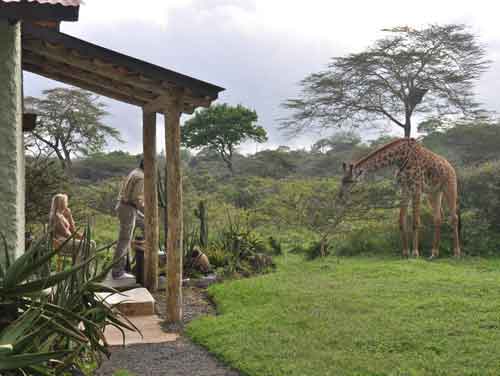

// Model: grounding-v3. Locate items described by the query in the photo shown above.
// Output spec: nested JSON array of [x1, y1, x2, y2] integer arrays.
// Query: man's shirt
[[118, 168, 144, 209]]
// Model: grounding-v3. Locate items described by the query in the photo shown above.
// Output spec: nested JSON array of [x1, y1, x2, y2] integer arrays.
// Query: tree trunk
[[61, 145, 73, 174], [195, 201, 208, 248], [227, 160, 234, 175], [404, 115, 412, 138]]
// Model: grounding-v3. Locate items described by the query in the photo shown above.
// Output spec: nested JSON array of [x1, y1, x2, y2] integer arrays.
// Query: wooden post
[[142, 110, 159, 291], [165, 93, 183, 324]]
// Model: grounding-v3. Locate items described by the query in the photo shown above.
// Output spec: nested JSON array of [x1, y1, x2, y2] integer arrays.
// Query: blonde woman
[[49, 193, 94, 257]]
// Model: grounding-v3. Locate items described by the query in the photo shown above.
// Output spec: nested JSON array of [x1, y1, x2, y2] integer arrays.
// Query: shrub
[[0, 227, 137, 375], [203, 215, 275, 277], [304, 240, 333, 260], [268, 236, 283, 255]]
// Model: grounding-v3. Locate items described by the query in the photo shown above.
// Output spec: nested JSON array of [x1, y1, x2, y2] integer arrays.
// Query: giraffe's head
[[339, 162, 362, 199]]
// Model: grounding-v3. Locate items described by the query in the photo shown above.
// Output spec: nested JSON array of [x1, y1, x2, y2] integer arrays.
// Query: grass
[[112, 370, 136, 376], [186, 254, 500, 375], [90, 213, 119, 246]]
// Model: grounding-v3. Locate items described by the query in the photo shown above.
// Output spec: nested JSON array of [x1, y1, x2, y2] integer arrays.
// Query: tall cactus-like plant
[[194, 201, 208, 248]]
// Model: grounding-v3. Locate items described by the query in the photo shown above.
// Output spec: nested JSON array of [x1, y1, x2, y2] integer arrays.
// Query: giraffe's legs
[[399, 190, 410, 258], [411, 189, 422, 257], [428, 191, 443, 259], [444, 182, 461, 257]]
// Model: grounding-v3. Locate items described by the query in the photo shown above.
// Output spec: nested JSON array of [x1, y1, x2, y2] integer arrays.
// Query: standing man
[[112, 159, 145, 280]]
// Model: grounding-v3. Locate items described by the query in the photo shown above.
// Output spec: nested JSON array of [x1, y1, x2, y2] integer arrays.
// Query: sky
[[24, 0, 500, 155]]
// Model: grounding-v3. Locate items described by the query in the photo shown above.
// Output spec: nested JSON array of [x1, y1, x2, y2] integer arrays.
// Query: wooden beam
[[145, 94, 201, 115], [0, 2, 80, 22], [142, 110, 159, 291], [144, 87, 204, 115], [24, 41, 217, 112], [23, 40, 167, 94], [143, 94, 171, 114], [22, 113, 37, 132], [23, 52, 156, 102], [22, 23, 225, 99], [23, 62, 145, 106], [165, 92, 184, 324]]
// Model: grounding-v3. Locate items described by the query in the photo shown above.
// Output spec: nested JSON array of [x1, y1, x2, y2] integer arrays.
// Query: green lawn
[[186, 255, 500, 375]]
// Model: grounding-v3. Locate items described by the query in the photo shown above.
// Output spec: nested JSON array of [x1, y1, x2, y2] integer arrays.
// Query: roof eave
[[0, 2, 79, 21], [22, 23, 225, 100]]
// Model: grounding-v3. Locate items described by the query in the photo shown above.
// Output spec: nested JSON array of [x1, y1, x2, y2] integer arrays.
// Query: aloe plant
[[0, 225, 139, 375]]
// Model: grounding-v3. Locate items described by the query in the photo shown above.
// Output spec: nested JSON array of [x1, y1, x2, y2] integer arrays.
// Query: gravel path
[[96, 287, 240, 376]]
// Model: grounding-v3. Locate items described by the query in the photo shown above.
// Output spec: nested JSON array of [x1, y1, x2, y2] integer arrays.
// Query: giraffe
[[339, 138, 460, 258]]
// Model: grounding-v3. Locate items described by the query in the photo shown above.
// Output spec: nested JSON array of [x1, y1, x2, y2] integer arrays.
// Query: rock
[[182, 273, 218, 289], [195, 274, 218, 288], [248, 253, 275, 271]]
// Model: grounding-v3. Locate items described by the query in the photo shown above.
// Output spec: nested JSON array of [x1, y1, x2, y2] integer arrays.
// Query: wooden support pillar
[[165, 94, 184, 324], [142, 110, 159, 291]]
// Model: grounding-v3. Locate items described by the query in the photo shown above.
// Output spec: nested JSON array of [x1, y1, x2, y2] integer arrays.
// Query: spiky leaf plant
[[0, 225, 139, 375]]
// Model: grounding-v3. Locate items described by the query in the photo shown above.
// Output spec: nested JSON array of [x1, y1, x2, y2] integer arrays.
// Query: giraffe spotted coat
[[341, 138, 460, 258]]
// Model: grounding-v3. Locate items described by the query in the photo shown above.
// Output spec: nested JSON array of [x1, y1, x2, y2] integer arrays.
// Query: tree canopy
[[25, 88, 122, 172], [282, 24, 490, 137], [181, 103, 268, 174], [311, 131, 362, 154]]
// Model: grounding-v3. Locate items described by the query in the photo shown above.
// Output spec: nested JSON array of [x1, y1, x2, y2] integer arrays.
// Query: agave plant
[[0, 225, 139, 375]]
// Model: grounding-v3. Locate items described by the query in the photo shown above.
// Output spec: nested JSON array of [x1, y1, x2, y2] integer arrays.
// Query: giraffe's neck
[[354, 139, 413, 175]]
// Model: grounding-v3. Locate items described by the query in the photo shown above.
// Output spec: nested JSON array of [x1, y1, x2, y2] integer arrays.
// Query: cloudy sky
[[24, 0, 500, 154]]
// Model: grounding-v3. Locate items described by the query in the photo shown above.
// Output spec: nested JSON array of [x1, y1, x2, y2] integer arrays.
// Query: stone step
[[103, 314, 178, 346], [96, 287, 156, 316]]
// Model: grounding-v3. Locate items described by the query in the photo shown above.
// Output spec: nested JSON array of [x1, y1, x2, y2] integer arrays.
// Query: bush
[[334, 222, 401, 257], [203, 216, 275, 277], [0, 227, 137, 375], [453, 161, 500, 255], [304, 240, 332, 260]]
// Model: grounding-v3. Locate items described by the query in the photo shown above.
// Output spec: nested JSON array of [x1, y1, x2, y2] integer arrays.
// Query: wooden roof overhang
[[0, 0, 80, 21], [21, 23, 225, 114]]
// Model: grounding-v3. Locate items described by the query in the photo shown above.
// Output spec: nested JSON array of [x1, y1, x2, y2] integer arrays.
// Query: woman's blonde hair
[[49, 193, 68, 229]]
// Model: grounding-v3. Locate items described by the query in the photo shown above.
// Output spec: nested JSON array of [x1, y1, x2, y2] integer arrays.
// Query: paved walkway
[[96, 287, 240, 376], [96, 339, 240, 376]]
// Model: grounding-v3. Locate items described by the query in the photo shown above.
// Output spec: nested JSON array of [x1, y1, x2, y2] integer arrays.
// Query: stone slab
[[104, 315, 178, 346], [96, 287, 155, 316]]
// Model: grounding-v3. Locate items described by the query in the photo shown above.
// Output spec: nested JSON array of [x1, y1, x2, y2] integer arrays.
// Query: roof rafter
[[23, 51, 157, 101], [24, 62, 147, 106], [21, 24, 224, 114], [23, 39, 167, 95]]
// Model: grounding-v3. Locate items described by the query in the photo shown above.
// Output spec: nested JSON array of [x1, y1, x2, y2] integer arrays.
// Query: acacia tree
[[182, 103, 267, 174], [25, 156, 67, 226], [283, 24, 490, 137], [25, 88, 122, 172], [311, 131, 362, 154]]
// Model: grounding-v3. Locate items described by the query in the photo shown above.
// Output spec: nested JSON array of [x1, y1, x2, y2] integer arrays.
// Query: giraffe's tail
[[456, 177, 463, 243], [457, 203, 462, 242]]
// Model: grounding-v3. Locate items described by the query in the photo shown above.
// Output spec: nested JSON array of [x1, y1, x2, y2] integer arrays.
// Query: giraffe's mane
[[354, 138, 414, 167]]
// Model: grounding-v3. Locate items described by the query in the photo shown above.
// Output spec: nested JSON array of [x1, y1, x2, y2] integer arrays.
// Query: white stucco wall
[[0, 20, 25, 265]]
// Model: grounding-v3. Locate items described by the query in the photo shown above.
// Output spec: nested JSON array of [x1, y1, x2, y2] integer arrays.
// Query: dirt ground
[[96, 287, 240, 376]]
